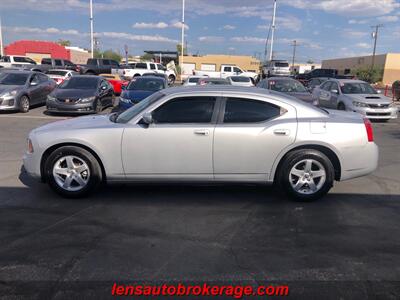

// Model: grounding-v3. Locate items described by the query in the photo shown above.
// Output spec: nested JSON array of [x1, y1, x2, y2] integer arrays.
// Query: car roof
[[71, 75, 101, 79], [48, 69, 72, 72], [133, 76, 166, 81], [0, 70, 35, 75], [331, 79, 366, 84], [266, 77, 296, 81]]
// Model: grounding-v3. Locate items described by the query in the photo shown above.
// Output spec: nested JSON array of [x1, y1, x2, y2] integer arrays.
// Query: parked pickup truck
[[30, 58, 80, 73], [193, 65, 258, 81], [113, 61, 176, 84], [0, 55, 37, 68], [296, 68, 355, 83], [79, 58, 121, 75]]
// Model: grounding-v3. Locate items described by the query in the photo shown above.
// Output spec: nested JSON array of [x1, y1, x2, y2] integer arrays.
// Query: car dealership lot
[[0, 108, 400, 299]]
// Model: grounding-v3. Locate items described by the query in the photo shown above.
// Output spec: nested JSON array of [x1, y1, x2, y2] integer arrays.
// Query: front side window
[[14, 57, 36, 64], [152, 97, 216, 124], [223, 66, 231, 72], [150, 64, 156, 70], [340, 82, 377, 94], [102, 60, 110, 66], [330, 82, 339, 92], [38, 74, 49, 82], [320, 82, 332, 91], [0, 73, 29, 85], [224, 98, 281, 123], [233, 67, 242, 74]]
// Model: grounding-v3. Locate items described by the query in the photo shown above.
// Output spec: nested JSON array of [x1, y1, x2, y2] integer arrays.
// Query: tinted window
[[59, 77, 99, 89], [64, 60, 74, 66], [275, 62, 289, 67], [0, 73, 29, 85], [47, 70, 68, 76], [87, 59, 97, 65], [233, 67, 242, 73], [230, 76, 250, 82], [102, 60, 110, 66], [269, 79, 306, 93], [341, 82, 377, 94], [320, 82, 332, 91], [330, 82, 339, 92], [127, 78, 165, 91], [223, 66, 231, 72], [135, 63, 147, 69], [110, 60, 119, 66], [38, 74, 49, 82], [224, 98, 281, 123], [150, 64, 156, 70], [30, 74, 39, 85], [42, 58, 51, 65], [54, 59, 62, 66], [153, 97, 216, 124], [14, 57, 36, 64]]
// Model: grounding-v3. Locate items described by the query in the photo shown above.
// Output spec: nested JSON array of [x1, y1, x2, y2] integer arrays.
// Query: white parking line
[[0, 115, 68, 120]]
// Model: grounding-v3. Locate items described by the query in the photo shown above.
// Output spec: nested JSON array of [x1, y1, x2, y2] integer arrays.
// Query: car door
[[213, 96, 297, 181], [121, 95, 219, 179], [316, 81, 332, 108], [221, 66, 232, 78], [37, 74, 53, 103], [27, 74, 42, 104], [328, 82, 340, 108]]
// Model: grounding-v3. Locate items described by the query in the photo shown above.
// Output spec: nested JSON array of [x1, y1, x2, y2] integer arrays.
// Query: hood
[[288, 92, 314, 103], [345, 94, 392, 104], [51, 88, 96, 99], [33, 114, 112, 133], [0, 85, 24, 95], [122, 89, 156, 101]]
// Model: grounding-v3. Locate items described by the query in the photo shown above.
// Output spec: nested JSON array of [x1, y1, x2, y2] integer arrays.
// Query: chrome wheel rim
[[21, 97, 29, 111], [289, 159, 326, 195], [52, 155, 90, 191]]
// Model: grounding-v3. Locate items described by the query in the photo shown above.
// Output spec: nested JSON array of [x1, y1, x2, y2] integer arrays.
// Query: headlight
[[1, 90, 18, 98], [119, 97, 131, 103], [78, 96, 96, 103], [352, 101, 368, 108], [47, 95, 56, 101]]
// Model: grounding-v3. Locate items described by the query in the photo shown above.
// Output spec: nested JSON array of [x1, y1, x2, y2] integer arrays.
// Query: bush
[[354, 67, 383, 84]]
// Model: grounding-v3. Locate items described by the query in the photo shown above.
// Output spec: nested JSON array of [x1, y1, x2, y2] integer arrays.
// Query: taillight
[[364, 118, 374, 142]]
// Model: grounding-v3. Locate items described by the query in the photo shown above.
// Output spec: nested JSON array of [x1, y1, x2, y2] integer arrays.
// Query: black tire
[[337, 102, 346, 110], [277, 149, 334, 202], [19, 95, 30, 113], [168, 75, 176, 85], [44, 146, 102, 198]]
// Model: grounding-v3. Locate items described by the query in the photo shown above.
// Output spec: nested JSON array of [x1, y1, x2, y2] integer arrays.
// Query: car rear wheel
[[44, 146, 102, 198], [278, 149, 334, 201], [19, 95, 30, 113]]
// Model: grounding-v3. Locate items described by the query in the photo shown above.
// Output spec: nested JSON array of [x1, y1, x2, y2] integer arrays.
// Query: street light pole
[[90, 0, 94, 58], [269, 0, 277, 61], [180, 0, 185, 78], [291, 40, 298, 75], [0, 17, 4, 57], [371, 24, 383, 70]]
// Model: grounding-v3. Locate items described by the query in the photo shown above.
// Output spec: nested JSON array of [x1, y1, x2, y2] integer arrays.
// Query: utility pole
[[180, 0, 185, 78], [0, 17, 4, 57], [90, 0, 94, 58], [291, 40, 298, 75], [269, 0, 277, 61], [371, 24, 383, 70]]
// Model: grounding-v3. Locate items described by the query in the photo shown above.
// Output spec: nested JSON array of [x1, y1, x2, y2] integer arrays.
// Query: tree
[[354, 67, 383, 83], [93, 49, 122, 62], [140, 53, 153, 61], [57, 39, 71, 47]]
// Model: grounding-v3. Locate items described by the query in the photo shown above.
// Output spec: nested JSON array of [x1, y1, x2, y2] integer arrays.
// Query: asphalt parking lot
[[0, 106, 400, 299]]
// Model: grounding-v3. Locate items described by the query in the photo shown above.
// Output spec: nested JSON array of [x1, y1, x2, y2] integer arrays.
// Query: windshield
[[269, 80, 307, 93], [275, 62, 289, 67], [58, 77, 98, 89], [47, 70, 68, 76], [0, 73, 29, 85], [116, 91, 165, 123], [127, 78, 164, 91], [230, 76, 250, 82], [340, 82, 377, 94]]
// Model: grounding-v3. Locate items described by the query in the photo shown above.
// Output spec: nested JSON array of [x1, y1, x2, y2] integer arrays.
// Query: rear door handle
[[194, 129, 209, 136], [273, 129, 290, 136]]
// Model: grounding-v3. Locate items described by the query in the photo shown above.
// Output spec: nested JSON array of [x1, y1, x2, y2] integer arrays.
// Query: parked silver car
[[313, 79, 398, 121], [23, 86, 378, 201]]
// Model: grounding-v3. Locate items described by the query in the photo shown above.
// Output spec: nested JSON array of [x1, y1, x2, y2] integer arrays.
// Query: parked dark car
[[46, 75, 114, 114], [0, 71, 56, 112], [79, 58, 120, 75], [257, 77, 317, 105], [142, 72, 170, 84], [30, 58, 80, 73], [119, 76, 166, 110], [296, 69, 355, 84]]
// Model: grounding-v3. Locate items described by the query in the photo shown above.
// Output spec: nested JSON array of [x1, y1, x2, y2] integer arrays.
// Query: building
[[180, 54, 261, 76], [4, 40, 91, 64], [290, 63, 321, 74], [322, 53, 400, 85]]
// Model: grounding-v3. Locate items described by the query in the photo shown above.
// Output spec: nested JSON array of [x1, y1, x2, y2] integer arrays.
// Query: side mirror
[[331, 89, 339, 94], [142, 112, 153, 125]]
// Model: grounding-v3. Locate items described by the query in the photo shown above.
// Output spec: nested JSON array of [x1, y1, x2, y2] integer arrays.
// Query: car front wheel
[[278, 149, 334, 201], [44, 146, 102, 198], [19, 95, 30, 113]]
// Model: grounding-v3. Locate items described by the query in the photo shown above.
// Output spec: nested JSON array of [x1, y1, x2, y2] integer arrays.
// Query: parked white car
[[113, 62, 176, 84], [46, 69, 78, 85], [194, 65, 258, 81], [0, 55, 37, 68], [227, 76, 254, 87], [182, 75, 209, 86], [262, 60, 291, 78]]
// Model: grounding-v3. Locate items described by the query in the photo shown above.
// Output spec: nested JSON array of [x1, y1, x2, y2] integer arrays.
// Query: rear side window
[[135, 63, 147, 69], [54, 59, 62, 66], [150, 64, 156, 70], [102, 60, 110, 65], [320, 82, 332, 91], [224, 98, 281, 123], [153, 97, 216, 124], [42, 58, 51, 65]]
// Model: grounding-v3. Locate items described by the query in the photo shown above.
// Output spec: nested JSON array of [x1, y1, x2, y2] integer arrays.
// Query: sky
[[1, 0, 400, 63]]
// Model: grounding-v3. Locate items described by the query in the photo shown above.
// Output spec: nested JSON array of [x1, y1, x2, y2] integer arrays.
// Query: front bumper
[[0, 96, 18, 111], [352, 106, 398, 120], [46, 100, 95, 114]]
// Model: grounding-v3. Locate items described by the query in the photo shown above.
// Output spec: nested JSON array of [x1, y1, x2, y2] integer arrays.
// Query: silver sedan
[[23, 86, 378, 201]]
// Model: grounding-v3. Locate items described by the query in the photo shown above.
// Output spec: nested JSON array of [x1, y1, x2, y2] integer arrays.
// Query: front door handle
[[273, 129, 290, 136], [194, 129, 209, 136]]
